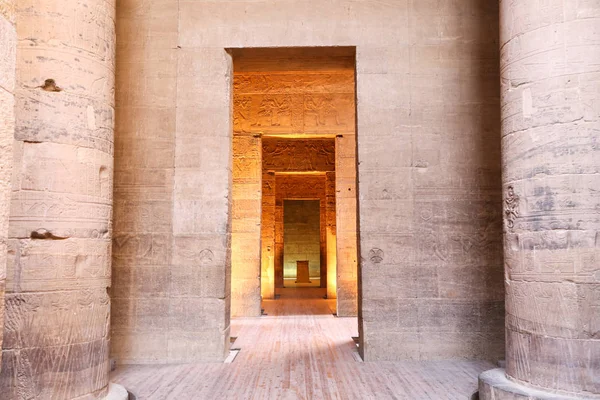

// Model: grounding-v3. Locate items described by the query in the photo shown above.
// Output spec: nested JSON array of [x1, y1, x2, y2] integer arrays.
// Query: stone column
[[480, 1, 600, 398], [0, 0, 115, 398], [326, 171, 337, 300], [0, 0, 16, 373], [261, 171, 276, 299]]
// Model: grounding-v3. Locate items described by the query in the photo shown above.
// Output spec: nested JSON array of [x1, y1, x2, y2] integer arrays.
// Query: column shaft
[[482, 1, 600, 398], [0, 0, 17, 375], [0, 0, 115, 398]]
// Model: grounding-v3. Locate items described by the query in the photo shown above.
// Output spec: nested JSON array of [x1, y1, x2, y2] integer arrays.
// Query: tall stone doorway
[[229, 47, 359, 318]]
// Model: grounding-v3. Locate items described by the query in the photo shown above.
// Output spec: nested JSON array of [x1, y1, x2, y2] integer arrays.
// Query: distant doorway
[[283, 200, 322, 288], [229, 47, 358, 318]]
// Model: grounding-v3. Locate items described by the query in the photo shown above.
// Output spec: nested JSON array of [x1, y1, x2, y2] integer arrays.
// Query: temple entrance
[[229, 47, 358, 317]]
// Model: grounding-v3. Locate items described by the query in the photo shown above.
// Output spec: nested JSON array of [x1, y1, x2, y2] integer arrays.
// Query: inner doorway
[[230, 47, 358, 318], [283, 199, 321, 288]]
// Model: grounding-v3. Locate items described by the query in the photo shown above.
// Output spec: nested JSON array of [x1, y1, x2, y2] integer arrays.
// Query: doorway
[[230, 47, 358, 318], [283, 199, 321, 288]]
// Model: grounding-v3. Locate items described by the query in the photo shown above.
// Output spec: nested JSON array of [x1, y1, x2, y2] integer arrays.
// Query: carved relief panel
[[262, 138, 335, 172], [233, 73, 355, 135]]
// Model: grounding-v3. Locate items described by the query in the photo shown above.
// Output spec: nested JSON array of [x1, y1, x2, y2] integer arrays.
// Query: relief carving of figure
[[253, 96, 292, 127], [505, 186, 520, 231], [305, 96, 342, 127], [233, 96, 252, 132]]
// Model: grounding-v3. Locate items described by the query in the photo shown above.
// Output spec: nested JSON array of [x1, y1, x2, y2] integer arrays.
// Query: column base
[[102, 383, 129, 400], [478, 369, 597, 400]]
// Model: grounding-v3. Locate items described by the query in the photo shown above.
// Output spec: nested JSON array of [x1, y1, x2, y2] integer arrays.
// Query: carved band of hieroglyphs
[[233, 71, 355, 135], [263, 138, 335, 172]]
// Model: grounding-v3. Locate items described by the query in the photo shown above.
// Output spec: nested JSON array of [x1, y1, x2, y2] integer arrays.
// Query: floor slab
[[111, 297, 492, 399]]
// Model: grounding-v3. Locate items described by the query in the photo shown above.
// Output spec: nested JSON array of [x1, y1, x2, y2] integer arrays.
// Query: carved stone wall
[[326, 172, 337, 299], [0, 0, 16, 374], [111, 1, 177, 364], [263, 138, 335, 173], [356, 3, 503, 360], [336, 134, 358, 317], [231, 135, 261, 317], [110, 0, 504, 363], [491, 1, 600, 397], [112, 3, 231, 362], [261, 172, 276, 299], [233, 48, 355, 137], [1, 0, 115, 397]]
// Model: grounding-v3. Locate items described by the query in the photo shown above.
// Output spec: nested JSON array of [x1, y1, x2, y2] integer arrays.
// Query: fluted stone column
[[0, 0, 16, 373], [480, 1, 600, 398], [0, 0, 115, 398]]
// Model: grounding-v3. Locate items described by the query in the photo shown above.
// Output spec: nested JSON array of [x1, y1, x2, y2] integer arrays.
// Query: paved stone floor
[[111, 293, 492, 399]]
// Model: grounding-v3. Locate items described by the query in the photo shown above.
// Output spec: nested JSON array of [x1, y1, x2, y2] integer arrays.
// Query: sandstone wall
[[355, 1, 503, 361], [0, 0, 15, 374], [261, 171, 276, 299], [231, 135, 261, 317], [336, 134, 358, 316], [112, 1, 231, 362], [326, 172, 337, 299], [113, 0, 503, 362], [0, 0, 115, 397], [500, 0, 600, 395]]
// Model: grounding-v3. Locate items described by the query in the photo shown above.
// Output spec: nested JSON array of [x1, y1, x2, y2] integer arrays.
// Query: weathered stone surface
[[326, 172, 337, 299], [0, 0, 115, 397], [115, 0, 502, 366], [263, 138, 335, 173], [261, 172, 276, 299], [0, 0, 16, 375], [479, 0, 600, 398], [111, 1, 231, 363], [231, 135, 261, 317], [355, 2, 503, 361], [479, 368, 596, 400], [336, 134, 358, 317]]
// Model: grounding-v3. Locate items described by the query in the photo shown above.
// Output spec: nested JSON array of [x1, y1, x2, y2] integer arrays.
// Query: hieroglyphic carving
[[305, 95, 342, 127], [252, 95, 292, 127], [262, 138, 335, 172], [233, 73, 354, 95], [275, 175, 326, 197], [198, 249, 214, 265], [233, 96, 252, 133], [369, 248, 384, 264], [233, 70, 355, 135], [504, 186, 519, 231]]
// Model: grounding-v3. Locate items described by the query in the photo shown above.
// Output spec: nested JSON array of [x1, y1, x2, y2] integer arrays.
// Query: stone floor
[[111, 293, 492, 399]]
